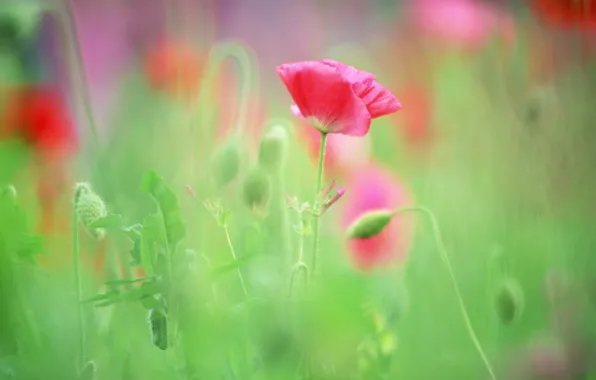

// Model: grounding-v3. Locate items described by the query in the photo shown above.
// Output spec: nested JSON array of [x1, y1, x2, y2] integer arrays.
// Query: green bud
[[346, 210, 394, 239], [148, 308, 168, 350], [494, 279, 524, 325], [242, 167, 270, 214], [0, 185, 16, 203], [74, 182, 108, 240], [212, 139, 241, 187], [258, 125, 289, 173], [79, 361, 97, 380]]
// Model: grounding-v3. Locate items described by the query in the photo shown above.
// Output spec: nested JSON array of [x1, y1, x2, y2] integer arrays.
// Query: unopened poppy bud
[[79, 360, 97, 380], [258, 125, 289, 173], [212, 139, 241, 187], [74, 182, 108, 240], [346, 210, 393, 239], [242, 167, 270, 214], [494, 278, 524, 325], [148, 308, 168, 350], [0, 185, 17, 202]]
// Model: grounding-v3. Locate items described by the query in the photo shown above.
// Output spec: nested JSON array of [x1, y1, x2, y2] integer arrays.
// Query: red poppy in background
[[277, 59, 402, 136], [1, 85, 77, 233], [341, 163, 414, 272], [531, 0, 596, 29], [395, 83, 433, 149], [144, 38, 205, 100], [1, 85, 77, 160]]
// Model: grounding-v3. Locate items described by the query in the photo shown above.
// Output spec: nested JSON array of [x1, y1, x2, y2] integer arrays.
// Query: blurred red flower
[[144, 38, 205, 101], [531, 0, 596, 29], [1, 85, 77, 160]]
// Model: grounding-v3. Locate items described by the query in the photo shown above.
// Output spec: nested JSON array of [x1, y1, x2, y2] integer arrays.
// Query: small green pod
[[258, 125, 289, 173], [212, 140, 241, 187], [242, 167, 270, 214], [148, 308, 168, 350], [346, 210, 394, 239]]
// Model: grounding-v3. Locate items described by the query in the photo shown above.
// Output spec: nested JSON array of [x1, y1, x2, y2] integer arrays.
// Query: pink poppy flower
[[276, 59, 402, 136], [341, 164, 414, 271], [409, 0, 514, 51]]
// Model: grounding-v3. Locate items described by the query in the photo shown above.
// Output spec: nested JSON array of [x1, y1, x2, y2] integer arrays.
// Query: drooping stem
[[55, 0, 100, 149], [196, 40, 254, 143], [73, 187, 85, 367], [390, 206, 496, 380], [310, 132, 328, 280], [223, 225, 248, 299]]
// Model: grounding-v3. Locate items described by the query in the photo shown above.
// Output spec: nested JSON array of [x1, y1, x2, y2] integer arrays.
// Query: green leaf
[[82, 289, 120, 304], [93, 285, 158, 308], [140, 171, 186, 249], [104, 277, 151, 286], [88, 214, 123, 229], [209, 252, 257, 278], [140, 214, 162, 276]]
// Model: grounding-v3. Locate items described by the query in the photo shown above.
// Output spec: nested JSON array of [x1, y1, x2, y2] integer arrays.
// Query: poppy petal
[[277, 61, 371, 136]]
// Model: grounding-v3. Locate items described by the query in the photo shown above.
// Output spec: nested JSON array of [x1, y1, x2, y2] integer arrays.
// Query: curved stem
[[197, 40, 255, 140], [73, 187, 85, 367], [391, 206, 497, 380], [288, 262, 308, 298], [223, 225, 248, 299], [310, 132, 328, 281], [55, 0, 100, 149]]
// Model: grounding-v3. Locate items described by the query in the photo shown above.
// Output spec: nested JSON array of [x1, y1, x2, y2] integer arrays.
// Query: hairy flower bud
[[258, 125, 289, 173], [242, 167, 270, 215], [345, 210, 394, 239], [74, 182, 107, 240], [212, 139, 241, 187]]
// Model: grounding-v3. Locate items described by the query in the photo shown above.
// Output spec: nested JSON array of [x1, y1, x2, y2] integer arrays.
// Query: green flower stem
[[288, 236, 308, 298], [223, 225, 248, 299], [55, 1, 100, 149], [390, 206, 496, 380], [73, 188, 85, 368], [310, 132, 328, 281]]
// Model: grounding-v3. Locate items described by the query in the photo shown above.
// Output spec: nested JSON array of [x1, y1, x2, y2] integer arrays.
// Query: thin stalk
[[56, 0, 100, 149], [309, 132, 328, 280], [390, 206, 496, 380], [288, 232, 307, 298], [73, 188, 85, 367], [223, 225, 248, 299]]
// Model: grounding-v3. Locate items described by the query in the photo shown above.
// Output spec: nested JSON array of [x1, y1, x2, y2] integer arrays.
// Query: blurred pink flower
[[341, 163, 413, 272], [277, 59, 402, 136], [409, 0, 514, 51], [298, 123, 370, 179]]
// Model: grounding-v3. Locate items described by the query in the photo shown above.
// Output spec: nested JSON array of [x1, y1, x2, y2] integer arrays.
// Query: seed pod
[[0, 185, 16, 203], [78, 360, 97, 380], [212, 139, 241, 187], [242, 167, 270, 214], [148, 308, 168, 350], [258, 125, 289, 173], [346, 210, 393, 239], [494, 279, 524, 325], [74, 182, 108, 240]]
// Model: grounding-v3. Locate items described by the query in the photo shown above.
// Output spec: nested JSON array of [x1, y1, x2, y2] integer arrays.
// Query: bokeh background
[[1, 0, 596, 379]]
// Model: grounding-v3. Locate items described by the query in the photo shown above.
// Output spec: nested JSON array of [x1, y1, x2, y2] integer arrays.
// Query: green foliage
[[2, 26, 596, 380]]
